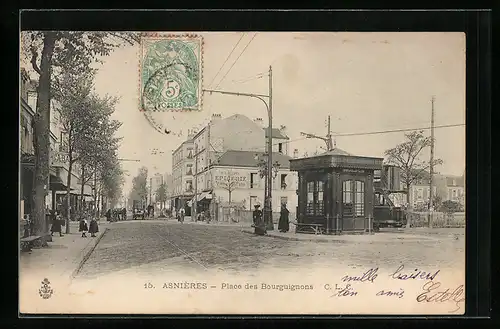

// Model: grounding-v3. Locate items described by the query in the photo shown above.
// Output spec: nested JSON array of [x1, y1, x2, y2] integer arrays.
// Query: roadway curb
[[70, 227, 109, 279], [240, 229, 348, 243], [240, 229, 442, 244]]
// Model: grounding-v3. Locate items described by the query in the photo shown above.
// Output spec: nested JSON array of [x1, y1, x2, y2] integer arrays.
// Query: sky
[[88, 32, 466, 195]]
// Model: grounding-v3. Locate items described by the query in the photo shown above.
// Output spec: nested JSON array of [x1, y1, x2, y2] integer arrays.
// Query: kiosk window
[[354, 180, 365, 216], [342, 180, 353, 216], [306, 180, 325, 215]]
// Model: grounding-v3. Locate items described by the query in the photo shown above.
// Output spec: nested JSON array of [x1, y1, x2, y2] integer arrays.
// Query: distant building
[[150, 173, 163, 206], [407, 170, 465, 209], [445, 175, 465, 205]]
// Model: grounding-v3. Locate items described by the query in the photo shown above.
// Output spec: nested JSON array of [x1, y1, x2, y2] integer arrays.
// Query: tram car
[[372, 165, 407, 231]]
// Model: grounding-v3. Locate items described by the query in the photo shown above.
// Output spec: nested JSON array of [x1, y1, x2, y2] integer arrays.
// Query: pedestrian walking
[[50, 212, 64, 237], [79, 218, 89, 237], [89, 217, 99, 237], [253, 204, 266, 235], [122, 208, 127, 221], [106, 208, 111, 222], [179, 207, 185, 223], [278, 203, 290, 233]]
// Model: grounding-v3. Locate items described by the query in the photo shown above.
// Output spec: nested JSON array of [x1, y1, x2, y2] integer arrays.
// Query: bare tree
[[384, 130, 443, 209], [216, 169, 240, 204]]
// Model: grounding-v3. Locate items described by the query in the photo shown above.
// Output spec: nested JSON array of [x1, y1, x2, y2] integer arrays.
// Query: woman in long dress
[[278, 203, 290, 233], [89, 218, 99, 237], [253, 204, 266, 236], [50, 212, 63, 237], [79, 218, 88, 237]]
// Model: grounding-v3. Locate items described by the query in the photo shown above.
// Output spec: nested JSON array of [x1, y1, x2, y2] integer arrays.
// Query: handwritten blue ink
[[342, 268, 379, 283], [390, 265, 440, 281], [376, 288, 405, 299]]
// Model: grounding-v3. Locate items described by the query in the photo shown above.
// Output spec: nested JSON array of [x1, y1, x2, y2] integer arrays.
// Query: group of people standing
[[252, 202, 290, 235], [79, 216, 99, 237], [47, 209, 100, 238], [106, 208, 127, 222]]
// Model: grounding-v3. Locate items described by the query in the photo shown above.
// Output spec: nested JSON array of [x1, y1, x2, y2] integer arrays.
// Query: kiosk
[[290, 148, 383, 234]]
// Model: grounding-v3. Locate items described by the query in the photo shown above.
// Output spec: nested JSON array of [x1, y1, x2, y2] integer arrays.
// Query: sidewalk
[[240, 227, 451, 244], [20, 221, 109, 280]]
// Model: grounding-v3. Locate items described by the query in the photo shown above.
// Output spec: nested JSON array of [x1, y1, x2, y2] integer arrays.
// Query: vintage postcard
[[19, 31, 466, 315]]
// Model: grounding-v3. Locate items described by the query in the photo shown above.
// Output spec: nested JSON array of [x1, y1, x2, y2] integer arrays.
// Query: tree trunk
[[80, 165, 85, 210], [32, 32, 57, 243], [65, 159, 73, 234], [405, 185, 411, 228], [93, 172, 98, 217], [228, 190, 232, 204]]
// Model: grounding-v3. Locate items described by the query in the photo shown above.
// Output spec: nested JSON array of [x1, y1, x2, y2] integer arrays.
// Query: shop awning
[[71, 183, 93, 196], [49, 174, 68, 192], [188, 191, 213, 206]]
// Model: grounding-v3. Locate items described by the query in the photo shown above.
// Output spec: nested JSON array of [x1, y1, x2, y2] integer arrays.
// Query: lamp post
[[257, 154, 280, 230], [203, 66, 274, 230]]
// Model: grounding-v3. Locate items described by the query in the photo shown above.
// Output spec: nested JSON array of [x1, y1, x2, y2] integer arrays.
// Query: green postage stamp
[[140, 33, 203, 112]]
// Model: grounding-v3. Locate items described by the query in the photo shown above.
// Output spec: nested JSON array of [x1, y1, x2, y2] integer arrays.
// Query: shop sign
[[342, 168, 366, 174], [214, 169, 248, 189], [50, 150, 70, 167]]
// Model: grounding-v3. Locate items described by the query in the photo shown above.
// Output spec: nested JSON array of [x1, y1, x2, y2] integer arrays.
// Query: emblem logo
[[38, 278, 54, 299]]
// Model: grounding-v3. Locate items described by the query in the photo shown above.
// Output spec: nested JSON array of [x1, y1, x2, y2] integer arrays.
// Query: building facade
[[20, 70, 93, 219], [170, 131, 196, 213], [170, 113, 295, 218], [20, 68, 37, 218], [192, 150, 298, 213], [407, 172, 465, 209], [150, 173, 164, 208]]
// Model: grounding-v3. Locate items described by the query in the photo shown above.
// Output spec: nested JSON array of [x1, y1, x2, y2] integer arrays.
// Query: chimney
[[211, 113, 222, 122], [254, 117, 264, 128], [293, 149, 299, 158]]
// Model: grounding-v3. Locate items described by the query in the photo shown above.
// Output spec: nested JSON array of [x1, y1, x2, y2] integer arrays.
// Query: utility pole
[[149, 177, 152, 208], [429, 96, 435, 228], [202, 65, 274, 230], [300, 115, 334, 151], [193, 143, 198, 221], [266, 65, 274, 230]]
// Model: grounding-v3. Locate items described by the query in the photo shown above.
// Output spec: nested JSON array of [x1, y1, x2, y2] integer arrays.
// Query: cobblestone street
[[77, 220, 465, 278]]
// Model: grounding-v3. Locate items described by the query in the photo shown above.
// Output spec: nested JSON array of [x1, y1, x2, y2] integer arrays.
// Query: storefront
[[290, 148, 383, 234]]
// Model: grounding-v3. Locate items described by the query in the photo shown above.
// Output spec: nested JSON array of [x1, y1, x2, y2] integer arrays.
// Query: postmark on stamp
[[139, 33, 203, 112]]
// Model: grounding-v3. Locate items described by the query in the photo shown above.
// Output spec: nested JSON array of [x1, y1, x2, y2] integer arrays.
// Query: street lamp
[[256, 154, 280, 230]]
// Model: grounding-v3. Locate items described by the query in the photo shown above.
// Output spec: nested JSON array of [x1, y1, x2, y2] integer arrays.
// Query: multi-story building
[[150, 173, 164, 206], [407, 171, 465, 209], [192, 150, 298, 214], [20, 68, 37, 218], [183, 113, 297, 216], [445, 175, 465, 205], [170, 130, 195, 214], [164, 173, 173, 208], [20, 69, 93, 218]]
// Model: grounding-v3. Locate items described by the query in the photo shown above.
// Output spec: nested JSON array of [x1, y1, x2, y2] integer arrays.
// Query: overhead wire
[[239, 122, 465, 152], [214, 33, 258, 89], [207, 33, 246, 89]]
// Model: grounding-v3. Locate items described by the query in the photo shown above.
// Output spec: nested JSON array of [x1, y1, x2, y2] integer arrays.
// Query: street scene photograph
[[19, 31, 465, 315]]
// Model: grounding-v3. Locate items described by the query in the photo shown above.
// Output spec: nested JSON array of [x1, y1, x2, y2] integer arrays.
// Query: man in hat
[[253, 204, 266, 235]]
